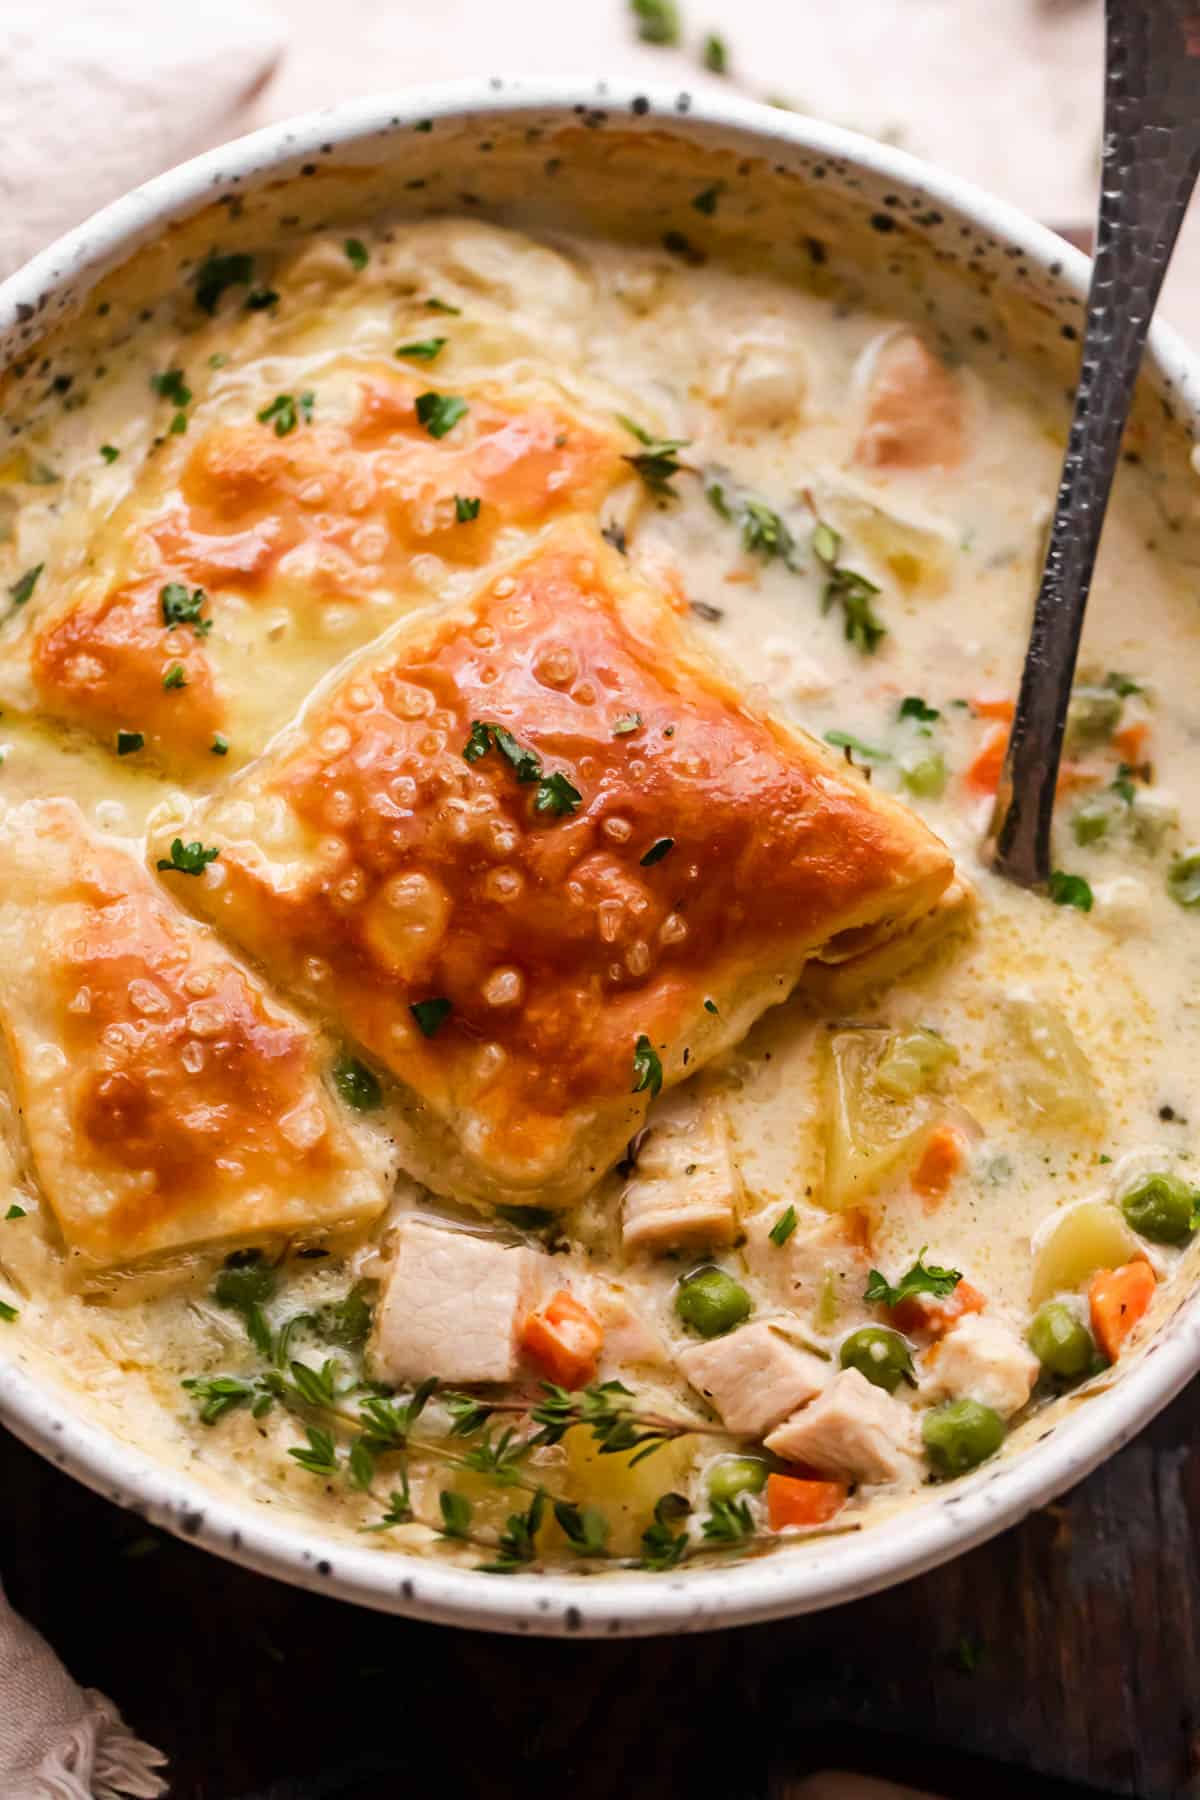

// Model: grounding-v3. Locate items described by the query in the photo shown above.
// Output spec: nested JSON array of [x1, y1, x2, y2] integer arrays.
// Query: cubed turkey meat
[[765, 1368, 921, 1484], [371, 1219, 542, 1384], [622, 1089, 741, 1252], [924, 1313, 1039, 1419], [679, 1322, 828, 1436]]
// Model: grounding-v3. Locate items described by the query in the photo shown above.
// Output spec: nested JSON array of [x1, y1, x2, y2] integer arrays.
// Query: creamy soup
[[2, 213, 1199, 1575]]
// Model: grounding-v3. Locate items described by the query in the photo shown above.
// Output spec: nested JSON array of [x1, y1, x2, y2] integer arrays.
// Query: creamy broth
[[2, 214, 1199, 1572]]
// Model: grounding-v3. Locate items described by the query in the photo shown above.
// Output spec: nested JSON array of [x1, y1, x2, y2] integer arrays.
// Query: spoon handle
[[987, 0, 1200, 886]]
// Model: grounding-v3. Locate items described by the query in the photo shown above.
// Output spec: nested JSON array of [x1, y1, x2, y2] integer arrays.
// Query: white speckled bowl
[[2, 79, 1199, 1637]]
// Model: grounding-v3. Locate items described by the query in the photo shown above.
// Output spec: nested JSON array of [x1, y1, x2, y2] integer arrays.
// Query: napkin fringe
[[30, 1691, 167, 1800]]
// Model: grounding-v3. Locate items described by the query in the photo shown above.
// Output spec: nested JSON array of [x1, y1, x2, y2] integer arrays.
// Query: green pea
[[901, 749, 946, 799], [839, 1325, 914, 1394], [1120, 1170, 1198, 1245], [1065, 685, 1122, 751], [213, 1249, 276, 1314], [707, 1456, 768, 1502], [1167, 849, 1200, 909], [674, 1266, 752, 1338], [1027, 1300, 1095, 1379], [922, 1398, 1005, 1477]]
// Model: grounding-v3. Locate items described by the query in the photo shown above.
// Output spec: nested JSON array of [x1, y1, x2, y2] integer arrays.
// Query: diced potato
[[822, 1028, 939, 1210], [819, 474, 955, 594], [562, 1425, 698, 1557], [1001, 999, 1104, 1133], [1031, 1199, 1144, 1307]]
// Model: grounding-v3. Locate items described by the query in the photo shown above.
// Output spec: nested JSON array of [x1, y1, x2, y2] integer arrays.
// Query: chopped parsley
[[454, 495, 481, 522], [1048, 870, 1094, 912], [116, 730, 145, 756], [613, 713, 642, 736], [899, 696, 940, 727], [640, 836, 675, 866], [211, 733, 230, 756], [169, 411, 188, 436], [424, 296, 461, 315], [5, 1205, 26, 1221], [410, 997, 453, 1039], [151, 368, 191, 408], [100, 444, 120, 464], [245, 288, 279, 311], [617, 415, 690, 497], [161, 663, 187, 690], [194, 251, 255, 315], [702, 31, 728, 72], [533, 771, 583, 817], [1105, 671, 1142, 697], [704, 999, 719, 1015], [632, 1033, 664, 1098], [692, 184, 722, 216], [415, 392, 469, 438], [396, 337, 447, 362], [156, 838, 219, 876], [160, 581, 210, 632], [824, 730, 890, 762], [810, 512, 886, 653], [258, 392, 313, 437], [630, 0, 681, 45], [864, 1250, 962, 1310], [8, 564, 43, 608], [332, 1053, 383, 1110], [344, 237, 369, 271], [0, 1299, 18, 1323], [769, 1205, 798, 1247]]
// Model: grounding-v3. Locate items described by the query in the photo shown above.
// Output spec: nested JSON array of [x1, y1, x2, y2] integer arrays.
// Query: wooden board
[[4, 1378, 1199, 1799]]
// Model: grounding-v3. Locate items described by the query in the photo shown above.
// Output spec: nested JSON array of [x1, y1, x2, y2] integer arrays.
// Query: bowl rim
[[2, 74, 1199, 1638]]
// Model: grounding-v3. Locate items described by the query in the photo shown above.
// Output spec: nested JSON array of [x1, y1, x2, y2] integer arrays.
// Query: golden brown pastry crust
[[154, 518, 956, 1210], [0, 799, 390, 1267]]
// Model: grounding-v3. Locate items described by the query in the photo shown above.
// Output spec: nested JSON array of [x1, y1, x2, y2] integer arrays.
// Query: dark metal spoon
[[986, 0, 1200, 886]]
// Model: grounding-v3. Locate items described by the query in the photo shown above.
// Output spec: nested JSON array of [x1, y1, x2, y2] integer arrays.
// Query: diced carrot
[[521, 1289, 604, 1387], [766, 1472, 848, 1530], [1089, 1261, 1156, 1362], [912, 1124, 966, 1202], [891, 1278, 986, 1339], [964, 724, 1007, 793], [972, 696, 1015, 722], [1113, 721, 1150, 763], [1056, 761, 1101, 794]]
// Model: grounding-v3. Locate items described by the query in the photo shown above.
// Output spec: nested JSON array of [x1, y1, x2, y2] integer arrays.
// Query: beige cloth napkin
[[0, 1584, 166, 1799], [0, 5, 283, 1790]]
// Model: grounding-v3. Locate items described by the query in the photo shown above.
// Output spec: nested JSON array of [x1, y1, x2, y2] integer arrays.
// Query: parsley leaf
[[116, 730, 144, 755], [344, 237, 369, 271], [8, 564, 43, 608], [899, 696, 940, 726], [160, 581, 210, 631], [211, 733, 230, 756], [1048, 870, 1094, 912], [410, 997, 453, 1038], [702, 32, 728, 72], [704, 998, 719, 1015], [332, 1054, 382, 1110], [463, 720, 540, 780], [194, 252, 255, 315], [396, 337, 447, 362], [157, 838, 219, 876], [0, 1298, 17, 1322], [769, 1205, 798, 1247], [245, 288, 279, 311], [415, 392, 468, 438], [1105, 671, 1142, 698], [424, 296, 461, 315], [630, 0, 681, 45], [617, 415, 690, 497], [214, 1250, 277, 1317], [454, 494, 481, 521], [5, 1204, 26, 1220], [161, 663, 187, 690], [257, 393, 309, 437], [864, 1249, 962, 1310], [640, 836, 674, 866], [534, 771, 582, 817], [151, 368, 191, 408], [632, 1033, 664, 1098], [100, 444, 120, 464], [315, 1282, 374, 1349]]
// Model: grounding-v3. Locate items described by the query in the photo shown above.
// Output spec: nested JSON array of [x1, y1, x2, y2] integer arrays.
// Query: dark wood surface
[[5, 1372, 1199, 1800]]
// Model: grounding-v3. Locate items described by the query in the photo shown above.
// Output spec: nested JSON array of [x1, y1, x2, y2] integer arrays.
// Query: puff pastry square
[[5, 367, 625, 773], [0, 799, 391, 1267], [154, 519, 957, 1210]]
